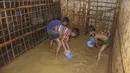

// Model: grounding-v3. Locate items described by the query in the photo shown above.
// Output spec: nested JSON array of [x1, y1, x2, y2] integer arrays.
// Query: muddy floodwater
[[0, 30, 109, 73]]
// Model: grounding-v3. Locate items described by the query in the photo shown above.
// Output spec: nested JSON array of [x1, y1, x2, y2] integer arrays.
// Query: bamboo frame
[[88, 0, 117, 34], [0, 0, 123, 70], [0, 0, 61, 68], [61, 0, 117, 33]]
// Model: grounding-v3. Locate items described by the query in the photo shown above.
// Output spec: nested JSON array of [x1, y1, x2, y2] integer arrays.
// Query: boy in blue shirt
[[47, 17, 69, 47], [47, 17, 80, 57]]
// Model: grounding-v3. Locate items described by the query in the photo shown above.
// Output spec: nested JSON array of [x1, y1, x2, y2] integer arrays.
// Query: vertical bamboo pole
[[19, 0, 27, 52], [59, 0, 61, 19], [9, 3, 15, 59], [82, 0, 86, 26], [3, 0, 11, 64], [15, 0, 21, 54], [78, 0, 81, 26], [72, 0, 74, 22], [0, 14, 6, 66], [95, 0, 98, 27], [66, 0, 68, 16], [86, 0, 91, 29]]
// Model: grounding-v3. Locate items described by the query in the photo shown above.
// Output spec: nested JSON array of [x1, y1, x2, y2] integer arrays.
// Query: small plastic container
[[65, 51, 72, 59], [87, 37, 95, 48]]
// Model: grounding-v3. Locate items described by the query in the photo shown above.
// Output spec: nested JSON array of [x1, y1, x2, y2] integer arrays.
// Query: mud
[[0, 29, 109, 73]]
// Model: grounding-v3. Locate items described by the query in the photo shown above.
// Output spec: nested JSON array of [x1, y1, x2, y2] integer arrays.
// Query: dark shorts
[[47, 29, 59, 40], [98, 38, 112, 46]]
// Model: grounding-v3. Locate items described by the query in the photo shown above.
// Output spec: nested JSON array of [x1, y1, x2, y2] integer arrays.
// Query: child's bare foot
[[55, 56, 58, 59], [56, 53, 58, 58], [96, 58, 100, 64], [90, 62, 98, 68], [49, 45, 53, 49], [97, 55, 101, 63], [55, 54, 58, 59], [101, 55, 103, 57], [95, 62, 98, 65], [50, 42, 53, 47], [49, 42, 53, 48]]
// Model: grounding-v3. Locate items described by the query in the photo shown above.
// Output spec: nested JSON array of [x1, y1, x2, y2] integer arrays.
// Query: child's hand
[[64, 50, 68, 55], [64, 50, 71, 55]]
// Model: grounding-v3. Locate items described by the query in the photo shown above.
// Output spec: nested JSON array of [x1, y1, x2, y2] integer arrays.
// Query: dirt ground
[[0, 29, 109, 73]]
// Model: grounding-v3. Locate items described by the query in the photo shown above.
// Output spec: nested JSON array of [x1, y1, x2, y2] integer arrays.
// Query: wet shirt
[[47, 20, 61, 30], [57, 25, 70, 36]]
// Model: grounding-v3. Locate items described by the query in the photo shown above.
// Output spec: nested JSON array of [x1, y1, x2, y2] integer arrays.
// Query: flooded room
[[0, 0, 130, 73]]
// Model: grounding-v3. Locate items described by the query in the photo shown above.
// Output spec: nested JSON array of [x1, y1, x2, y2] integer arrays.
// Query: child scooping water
[[88, 25, 112, 63], [47, 17, 80, 57]]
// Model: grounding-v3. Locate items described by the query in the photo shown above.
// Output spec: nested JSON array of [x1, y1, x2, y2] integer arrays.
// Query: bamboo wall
[[108, 0, 130, 73], [0, 0, 61, 68], [61, 0, 117, 34], [61, 0, 89, 26]]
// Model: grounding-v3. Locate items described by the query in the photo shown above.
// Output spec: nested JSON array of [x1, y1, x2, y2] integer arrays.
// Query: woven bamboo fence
[[61, 0, 117, 35], [1, 1, 129, 72], [0, 0, 61, 68]]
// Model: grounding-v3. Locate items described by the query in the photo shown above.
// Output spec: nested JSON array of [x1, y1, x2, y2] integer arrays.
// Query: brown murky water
[[0, 29, 109, 73]]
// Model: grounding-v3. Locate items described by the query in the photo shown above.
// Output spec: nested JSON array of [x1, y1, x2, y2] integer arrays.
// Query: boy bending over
[[88, 25, 112, 63], [47, 17, 80, 57]]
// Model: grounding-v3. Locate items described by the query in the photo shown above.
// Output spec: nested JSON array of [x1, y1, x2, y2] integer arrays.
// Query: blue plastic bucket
[[65, 51, 72, 59], [87, 37, 95, 48]]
